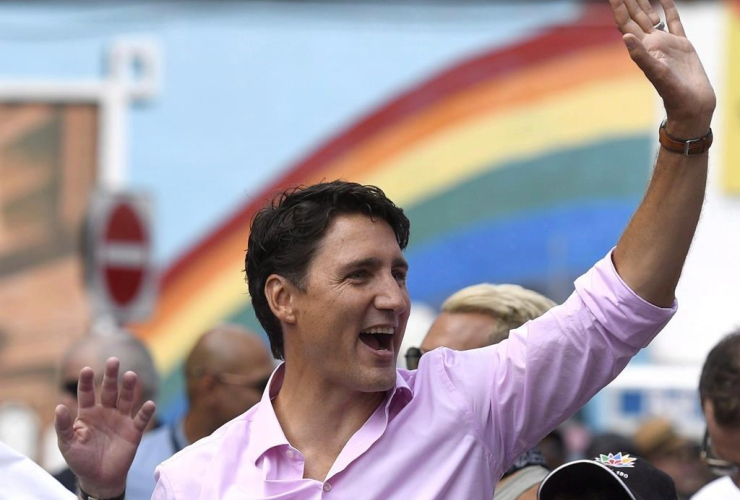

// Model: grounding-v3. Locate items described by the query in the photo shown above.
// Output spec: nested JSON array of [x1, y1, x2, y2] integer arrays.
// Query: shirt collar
[[247, 363, 414, 465], [390, 369, 413, 407], [246, 363, 291, 464]]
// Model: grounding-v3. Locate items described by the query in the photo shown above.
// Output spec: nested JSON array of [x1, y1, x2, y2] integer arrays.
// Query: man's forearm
[[607, 0, 716, 307], [612, 114, 712, 308]]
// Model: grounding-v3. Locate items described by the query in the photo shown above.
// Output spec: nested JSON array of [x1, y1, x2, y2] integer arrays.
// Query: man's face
[[704, 400, 740, 488], [421, 311, 498, 353], [287, 213, 410, 393], [213, 357, 274, 425]]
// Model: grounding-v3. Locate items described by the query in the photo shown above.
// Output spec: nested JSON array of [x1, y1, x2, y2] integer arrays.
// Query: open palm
[[609, 0, 715, 131], [55, 358, 155, 498]]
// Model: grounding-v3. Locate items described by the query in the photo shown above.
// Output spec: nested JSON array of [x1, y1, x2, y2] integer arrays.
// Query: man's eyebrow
[[393, 257, 409, 270], [340, 257, 383, 271], [339, 257, 409, 271]]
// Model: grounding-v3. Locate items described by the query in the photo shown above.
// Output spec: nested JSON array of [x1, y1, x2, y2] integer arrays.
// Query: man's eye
[[393, 271, 407, 283], [347, 270, 369, 280]]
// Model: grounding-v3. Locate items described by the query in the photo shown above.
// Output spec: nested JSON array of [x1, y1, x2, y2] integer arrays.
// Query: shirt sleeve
[[151, 467, 175, 500], [0, 441, 77, 500], [431, 250, 676, 470]]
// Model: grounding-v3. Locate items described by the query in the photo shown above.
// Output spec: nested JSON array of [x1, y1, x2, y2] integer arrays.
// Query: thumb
[[54, 404, 75, 445], [623, 34, 652, 70]]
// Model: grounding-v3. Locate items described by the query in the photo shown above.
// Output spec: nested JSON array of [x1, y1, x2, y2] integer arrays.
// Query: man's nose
[[374, 274, 408, 315]]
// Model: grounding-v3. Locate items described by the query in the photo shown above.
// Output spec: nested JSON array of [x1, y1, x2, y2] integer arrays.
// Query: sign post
[[85, 191, 156, 325]]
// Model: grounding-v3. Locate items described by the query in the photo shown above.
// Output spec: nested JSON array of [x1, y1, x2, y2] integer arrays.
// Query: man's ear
[[264, 274, 297, 324], [199, 374, 218, 405]]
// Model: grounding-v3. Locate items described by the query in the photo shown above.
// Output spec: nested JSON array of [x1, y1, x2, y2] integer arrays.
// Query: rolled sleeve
[[437, 250, 677, 470], [574, 250, 677, 350]]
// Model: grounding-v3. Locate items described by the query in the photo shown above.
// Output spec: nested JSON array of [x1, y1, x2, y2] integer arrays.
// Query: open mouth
[[359, 327, 395, 352]]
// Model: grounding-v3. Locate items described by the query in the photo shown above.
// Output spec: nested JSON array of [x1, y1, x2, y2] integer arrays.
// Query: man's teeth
[[361, 327, 395, 335]]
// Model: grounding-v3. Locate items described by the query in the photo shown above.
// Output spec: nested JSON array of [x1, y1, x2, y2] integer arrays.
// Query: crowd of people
[[2, 0, 737, 499]]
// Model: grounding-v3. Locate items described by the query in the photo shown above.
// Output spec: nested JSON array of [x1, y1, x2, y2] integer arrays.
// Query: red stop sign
[[100, 201, 149, 307]]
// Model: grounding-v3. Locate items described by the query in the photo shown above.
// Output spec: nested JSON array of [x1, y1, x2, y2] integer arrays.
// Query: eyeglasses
[[190, 367, 270, 393], [701, 428, 740, 476], [405, 347, 423, 370], [61, 380, 78, 397]]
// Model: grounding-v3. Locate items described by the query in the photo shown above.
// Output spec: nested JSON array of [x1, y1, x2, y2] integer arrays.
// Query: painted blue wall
[[0, 1, 581, 264]]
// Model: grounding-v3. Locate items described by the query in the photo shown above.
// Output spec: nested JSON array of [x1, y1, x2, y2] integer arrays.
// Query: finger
[[77, 366, 96, 410], [54, 404, 75, 444], [117, 371, 137, 416], [133, 401, 156, 434], [660, 0, 686, 37], [100, 357, 121, 408], [635, 0, 661, 26], [609, 0, 647, 39], [624, 0, 657, 33]]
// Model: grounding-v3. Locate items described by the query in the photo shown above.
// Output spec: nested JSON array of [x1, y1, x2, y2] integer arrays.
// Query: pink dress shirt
[[153, 253, 675, 500]]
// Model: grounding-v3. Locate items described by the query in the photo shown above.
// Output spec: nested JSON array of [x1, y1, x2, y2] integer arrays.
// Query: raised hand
[[609, 0, 716, 136], [608, 0, 715, 307], [55, 357, 156, 499]]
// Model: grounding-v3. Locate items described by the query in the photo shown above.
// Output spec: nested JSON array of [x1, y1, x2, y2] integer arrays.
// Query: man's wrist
[[78, 481, 126, 500], [664, 113, 714, 139], [659, 119, 713, 156]]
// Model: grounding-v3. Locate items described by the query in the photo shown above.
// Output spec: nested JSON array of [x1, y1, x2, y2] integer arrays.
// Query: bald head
[[183, 325, 274, 440], [59, 330, 159, 416], [186, 325, 272, 380], [184, 324, 274, 433]]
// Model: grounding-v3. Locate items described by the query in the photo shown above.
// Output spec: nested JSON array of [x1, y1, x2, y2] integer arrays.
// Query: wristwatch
[[658, 118, 713, 156]]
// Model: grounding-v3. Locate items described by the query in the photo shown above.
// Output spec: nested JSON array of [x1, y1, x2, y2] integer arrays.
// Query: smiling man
[[691, 331, 740, 500], [55, 1, 718, 499]]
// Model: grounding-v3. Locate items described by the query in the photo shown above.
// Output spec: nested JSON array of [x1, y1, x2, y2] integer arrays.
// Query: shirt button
[[323, 483, 332, 492], [285, 449, 295, 459]]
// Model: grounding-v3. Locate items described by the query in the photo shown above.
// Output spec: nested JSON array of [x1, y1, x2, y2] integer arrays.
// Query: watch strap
[[78, 486, 125, 500], [659, 118, 713, 156]]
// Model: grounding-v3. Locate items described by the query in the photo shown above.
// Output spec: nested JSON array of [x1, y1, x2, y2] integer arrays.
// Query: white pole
[[0, 38, 161, 191]]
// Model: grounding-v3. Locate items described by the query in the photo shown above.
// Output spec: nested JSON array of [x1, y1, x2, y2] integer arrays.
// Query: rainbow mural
[[133, 4, 658, 420]]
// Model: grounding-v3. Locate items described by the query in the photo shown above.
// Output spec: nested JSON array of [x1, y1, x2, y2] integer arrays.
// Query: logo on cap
[[596, 452, 637, 468]]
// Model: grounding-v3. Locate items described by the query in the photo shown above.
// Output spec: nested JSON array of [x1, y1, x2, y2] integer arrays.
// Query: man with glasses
[[692, 330, 740, 499], [181, 324, 275, 447], [52, 330, 161, 497], [53, 325, 273, 500]]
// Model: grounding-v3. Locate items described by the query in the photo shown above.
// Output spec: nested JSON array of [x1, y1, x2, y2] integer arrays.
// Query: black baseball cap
[[538, 453, 678, 500]]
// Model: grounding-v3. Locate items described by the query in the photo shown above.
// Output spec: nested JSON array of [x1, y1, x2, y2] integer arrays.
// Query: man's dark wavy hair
[[699, 329, 740, 427], [245, 180, 410, 360]]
